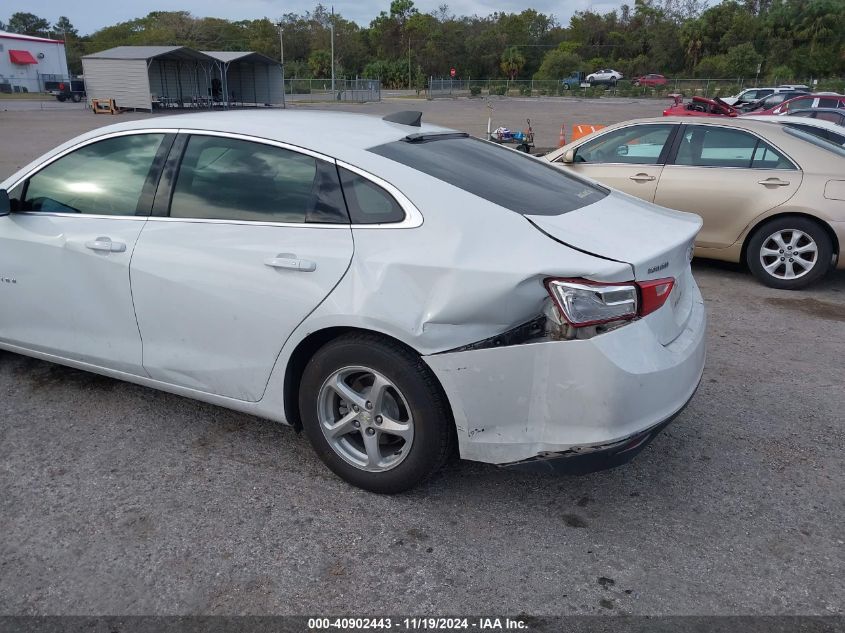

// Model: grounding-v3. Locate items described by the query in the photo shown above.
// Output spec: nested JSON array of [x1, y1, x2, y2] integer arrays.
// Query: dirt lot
[[0, 98, 844, 616]]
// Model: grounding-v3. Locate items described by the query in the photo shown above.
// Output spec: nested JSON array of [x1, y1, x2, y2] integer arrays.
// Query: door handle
[[85, 237, 126, 253], [629, 173, 656, 182], [758, 178, 791, 187], [264, 254, 317, 272]]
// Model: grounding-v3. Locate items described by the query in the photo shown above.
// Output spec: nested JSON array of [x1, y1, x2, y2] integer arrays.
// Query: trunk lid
[[525, 191, 702, 345]]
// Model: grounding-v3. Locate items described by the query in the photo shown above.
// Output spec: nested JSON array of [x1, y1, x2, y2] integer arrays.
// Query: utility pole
[[278, 24, 284, 65], [408, 37, 411, 90], [330, 6, 335, 98]]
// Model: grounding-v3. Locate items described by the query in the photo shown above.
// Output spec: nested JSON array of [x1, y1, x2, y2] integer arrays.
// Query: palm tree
[[500, 46, 526, 80]]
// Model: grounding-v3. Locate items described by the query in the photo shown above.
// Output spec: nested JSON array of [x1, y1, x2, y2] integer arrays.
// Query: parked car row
[[545, 116, 845, 290], [663, 92, 845, 120], [0, 108, 841, 494], [563, 70, 669, 88]]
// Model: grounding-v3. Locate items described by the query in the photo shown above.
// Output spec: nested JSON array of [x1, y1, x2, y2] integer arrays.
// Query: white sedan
[[586, 69, 623, 85], [0, 110, 706, 492]]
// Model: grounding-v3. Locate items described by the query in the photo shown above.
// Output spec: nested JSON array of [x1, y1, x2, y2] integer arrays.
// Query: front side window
[[22, 134, 165, 215], [573, 124, 675, 165], [784, 98, 813, 112], [369, 135, 607, 217], [674, 126, 794, 169], [169, 135, 347, 223]]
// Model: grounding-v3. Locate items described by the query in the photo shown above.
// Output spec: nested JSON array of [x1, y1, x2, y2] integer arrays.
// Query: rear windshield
[[369, 135, 607, 216]]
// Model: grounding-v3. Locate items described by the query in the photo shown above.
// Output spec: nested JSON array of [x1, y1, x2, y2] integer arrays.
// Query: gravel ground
[[0, 98, 843, 616]]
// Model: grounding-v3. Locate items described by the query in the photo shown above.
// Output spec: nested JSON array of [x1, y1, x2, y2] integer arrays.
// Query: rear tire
[[746, 217, 833, 289], [299, 333, 454, 494], [563, 84, 570, 90]]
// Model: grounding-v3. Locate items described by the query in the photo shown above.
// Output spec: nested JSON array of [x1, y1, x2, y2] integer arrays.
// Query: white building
[[0, 31, 68, 93]]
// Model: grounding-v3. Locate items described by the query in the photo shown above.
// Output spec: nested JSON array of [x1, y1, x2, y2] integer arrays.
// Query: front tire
[[299, 334, 454, 494], [746, 217, 833, 289]]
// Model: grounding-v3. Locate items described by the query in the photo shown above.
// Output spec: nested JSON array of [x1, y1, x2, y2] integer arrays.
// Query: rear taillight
[[545, 277, 675, 329], [638, 277, 675, 317], [545, 279, 638, 327], [59, 82, 65, 90]]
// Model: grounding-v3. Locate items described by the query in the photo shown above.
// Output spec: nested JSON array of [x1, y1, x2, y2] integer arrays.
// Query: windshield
[[369, 136, 608, 216], [784, 125, 845, 157]]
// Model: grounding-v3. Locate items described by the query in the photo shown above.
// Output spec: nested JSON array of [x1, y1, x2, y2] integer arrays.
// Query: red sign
[[450, 68, 456, 78]]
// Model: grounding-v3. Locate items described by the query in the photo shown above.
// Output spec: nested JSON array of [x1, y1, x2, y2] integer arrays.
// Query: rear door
[[129, 132, 354, 401], [654, 124, 802, 248], [554, 123, 679, 201]]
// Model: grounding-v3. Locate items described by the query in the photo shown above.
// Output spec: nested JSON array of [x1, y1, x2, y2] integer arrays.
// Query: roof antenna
[[383, 111, 422, 127]]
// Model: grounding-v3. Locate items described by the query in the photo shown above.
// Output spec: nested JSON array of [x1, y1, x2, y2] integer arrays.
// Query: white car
[[721, 87, 783, 106], [586, 69, 623, 85], [0, 110, 706, 493]]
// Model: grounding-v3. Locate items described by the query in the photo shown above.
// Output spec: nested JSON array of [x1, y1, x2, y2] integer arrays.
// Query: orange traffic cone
[[558, 124, 566, 147]]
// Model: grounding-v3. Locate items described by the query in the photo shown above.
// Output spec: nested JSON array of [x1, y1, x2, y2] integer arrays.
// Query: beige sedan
[[545, 116, 845, 289]]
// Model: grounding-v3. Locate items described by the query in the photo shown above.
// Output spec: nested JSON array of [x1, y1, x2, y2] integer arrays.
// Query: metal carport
[[82, 46, 218, 111], [202, 51, 284, 108]]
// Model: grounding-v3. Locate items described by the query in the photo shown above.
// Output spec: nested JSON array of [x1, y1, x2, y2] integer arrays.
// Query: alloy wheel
[[759, 229, 818, 280], [317, 366, 414, 473]]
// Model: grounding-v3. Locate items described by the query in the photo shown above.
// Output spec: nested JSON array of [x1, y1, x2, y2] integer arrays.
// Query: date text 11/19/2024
[[308, 617, 529, 630]]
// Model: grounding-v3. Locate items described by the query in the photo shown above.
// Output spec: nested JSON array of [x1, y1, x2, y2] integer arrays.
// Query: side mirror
[[561, 148, 576, 164], [0, 189, 10, 217]]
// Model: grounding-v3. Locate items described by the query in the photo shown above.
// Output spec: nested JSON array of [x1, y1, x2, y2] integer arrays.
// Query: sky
[[6, 0, 625, 35]]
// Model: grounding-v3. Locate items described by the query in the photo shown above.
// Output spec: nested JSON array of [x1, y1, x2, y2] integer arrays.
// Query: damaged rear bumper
[[500, 388, 695, 474], [423, 281, 706, 467]]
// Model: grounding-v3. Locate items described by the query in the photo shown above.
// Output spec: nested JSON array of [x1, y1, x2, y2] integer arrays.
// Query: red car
[[662, 95, 738, 117], [743, 93, 845, 116], [634, 73, 668, 87]]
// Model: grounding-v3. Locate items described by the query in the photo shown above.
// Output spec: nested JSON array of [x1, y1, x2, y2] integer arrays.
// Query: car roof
[[61, 110, 455, 164]]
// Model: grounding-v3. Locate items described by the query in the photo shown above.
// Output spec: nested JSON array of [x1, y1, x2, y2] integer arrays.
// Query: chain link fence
[[284, 78, 381, 103]]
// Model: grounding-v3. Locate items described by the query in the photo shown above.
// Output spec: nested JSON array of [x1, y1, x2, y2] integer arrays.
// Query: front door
[[130, 133, 354, 401], [0, 132, 169, 373], [654, 125, 802, 248], [555, 123, 679, 202]]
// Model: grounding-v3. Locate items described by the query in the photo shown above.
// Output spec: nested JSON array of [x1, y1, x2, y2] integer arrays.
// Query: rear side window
[[338, 167, 405, 224], [674, 126, 794, 169], [816, 111, 845, 125], [369, 136, 607, 216], [169, 135, 347, 223]]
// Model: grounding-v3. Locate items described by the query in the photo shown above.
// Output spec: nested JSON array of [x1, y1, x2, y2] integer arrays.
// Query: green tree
[[500, 46, 526, 79], [725, 42, 762, 77], [308, 49, 332, 78], [7, 12, 50, 36], [534, 45, 583, 79]]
